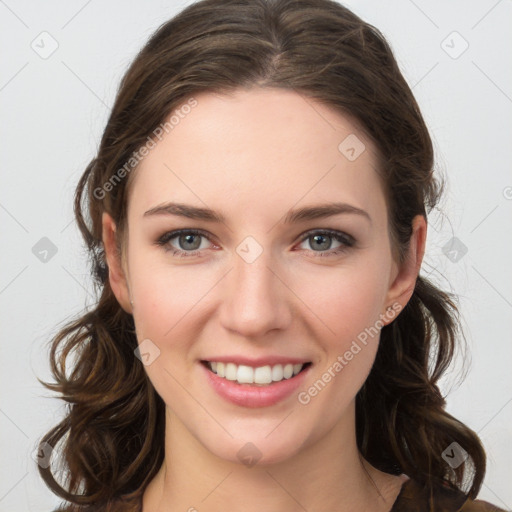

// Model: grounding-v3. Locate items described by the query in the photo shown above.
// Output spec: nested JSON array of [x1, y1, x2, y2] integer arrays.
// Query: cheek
[[128, 261, 208, 405], [293, 257, 390, 346], [128, 246, 208, 341], [292, 265, 388, 430], [290, 253, 391, 411]]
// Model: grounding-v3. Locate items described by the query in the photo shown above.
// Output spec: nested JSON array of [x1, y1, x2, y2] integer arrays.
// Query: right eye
[[155, 229, 215, 258]]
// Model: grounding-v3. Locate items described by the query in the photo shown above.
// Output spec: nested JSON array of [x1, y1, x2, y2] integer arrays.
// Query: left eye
[[298, 230, 354, 256], [155, 229, 354, 258]]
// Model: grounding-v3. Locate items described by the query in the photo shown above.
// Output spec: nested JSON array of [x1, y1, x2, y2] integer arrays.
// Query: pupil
[[312, 234, 330, 251], [181, 234, 200, 250]]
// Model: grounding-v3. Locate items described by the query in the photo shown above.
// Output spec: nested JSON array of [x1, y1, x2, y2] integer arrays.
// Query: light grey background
[[1, 1, 511, 510]]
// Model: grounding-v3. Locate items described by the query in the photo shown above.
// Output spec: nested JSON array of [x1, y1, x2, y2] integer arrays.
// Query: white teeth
[[254, 365, 272, 384], [237, 365, 254, 384], [271, 364, 283, 381], [207, 361, 306, 385], [225, 363, 237, 381]]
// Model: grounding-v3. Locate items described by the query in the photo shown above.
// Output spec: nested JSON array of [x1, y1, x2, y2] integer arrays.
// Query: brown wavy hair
[[38, 0, 487, 510]]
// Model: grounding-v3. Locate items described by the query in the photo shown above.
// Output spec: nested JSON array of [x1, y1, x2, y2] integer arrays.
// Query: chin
[[195, 425, 311, 468]]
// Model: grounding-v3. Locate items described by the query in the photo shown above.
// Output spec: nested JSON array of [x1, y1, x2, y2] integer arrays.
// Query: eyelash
[[155, 228, 355, 259]]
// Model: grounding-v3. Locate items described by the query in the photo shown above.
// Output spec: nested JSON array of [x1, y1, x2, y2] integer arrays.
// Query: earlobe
[[101, 212, 133, 314], [383, 215, 427, 324]]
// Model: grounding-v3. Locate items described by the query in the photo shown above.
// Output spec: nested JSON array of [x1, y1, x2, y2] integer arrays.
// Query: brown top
[[390, 477, 508, 512], [54, 477, 509, 511]]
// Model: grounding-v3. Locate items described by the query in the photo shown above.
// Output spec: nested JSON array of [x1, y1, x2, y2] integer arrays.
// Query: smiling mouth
[[201, 360, 312, 386]]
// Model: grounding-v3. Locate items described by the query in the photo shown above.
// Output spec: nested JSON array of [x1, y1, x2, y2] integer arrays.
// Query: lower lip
[[201, 362, 311, 408]]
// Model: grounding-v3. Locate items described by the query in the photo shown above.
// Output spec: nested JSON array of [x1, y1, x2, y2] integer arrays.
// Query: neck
[[143, 402, 404, 512]]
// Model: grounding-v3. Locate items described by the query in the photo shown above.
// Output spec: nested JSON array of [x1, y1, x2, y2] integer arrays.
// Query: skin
[[102, 87, 426, 512]]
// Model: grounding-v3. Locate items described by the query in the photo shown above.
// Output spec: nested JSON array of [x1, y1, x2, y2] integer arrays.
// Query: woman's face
[[104, 87, 423, 465]]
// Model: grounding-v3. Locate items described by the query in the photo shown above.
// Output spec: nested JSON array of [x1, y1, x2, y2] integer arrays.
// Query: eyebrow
[[143, 201, 371, 225]]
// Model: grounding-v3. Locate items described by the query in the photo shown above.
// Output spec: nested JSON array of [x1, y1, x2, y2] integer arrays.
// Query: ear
[[102, 212, 133, 314], [382, 214, 427, 324]]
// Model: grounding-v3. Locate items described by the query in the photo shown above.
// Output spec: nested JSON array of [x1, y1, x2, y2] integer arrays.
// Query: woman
[[38, 0, 507, 511]]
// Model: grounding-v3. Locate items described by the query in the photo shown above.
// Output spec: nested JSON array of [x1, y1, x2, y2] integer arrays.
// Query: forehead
[[128, 87, 386, 228]]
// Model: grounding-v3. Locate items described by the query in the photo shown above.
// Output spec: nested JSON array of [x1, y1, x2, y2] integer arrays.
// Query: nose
[[219, 246, 292, 339]]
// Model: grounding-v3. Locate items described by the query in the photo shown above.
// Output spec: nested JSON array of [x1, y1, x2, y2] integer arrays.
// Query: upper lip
[[201, 356, 311, 367]]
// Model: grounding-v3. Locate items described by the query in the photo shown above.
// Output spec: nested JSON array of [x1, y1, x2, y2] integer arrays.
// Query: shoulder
[[392, 477, 508, 512]]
